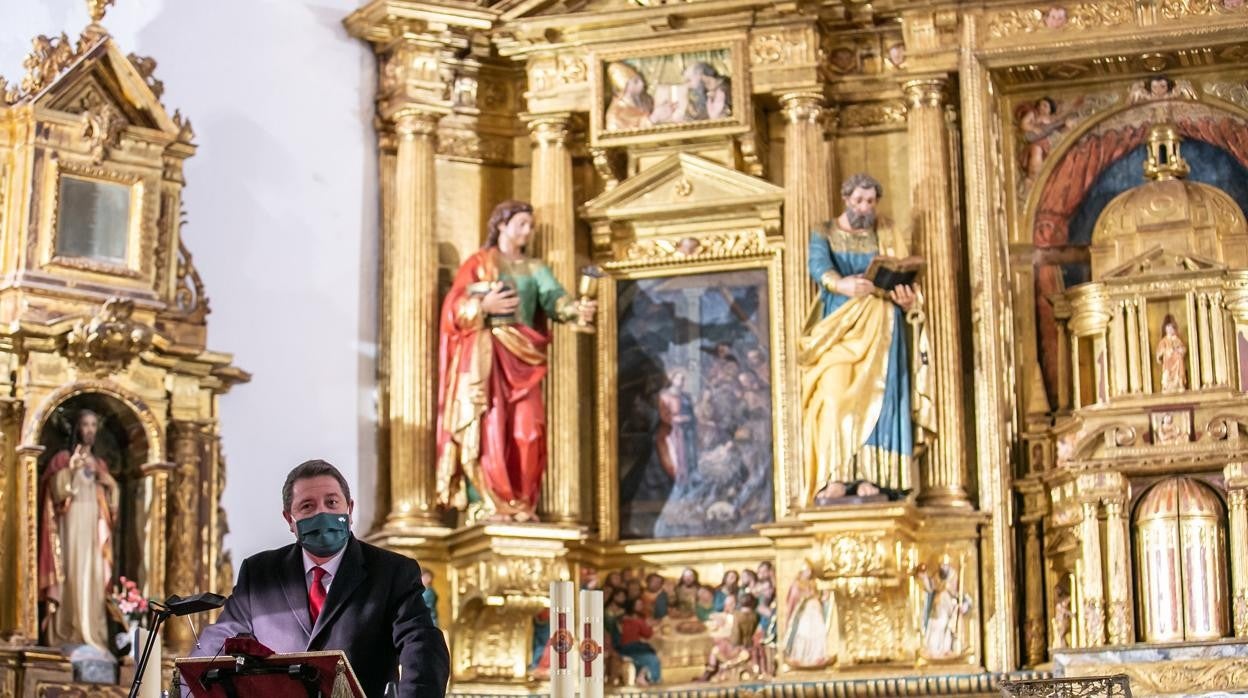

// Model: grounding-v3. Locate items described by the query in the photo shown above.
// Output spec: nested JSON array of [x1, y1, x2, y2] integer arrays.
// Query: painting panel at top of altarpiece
[[616, 268, 775, 540]]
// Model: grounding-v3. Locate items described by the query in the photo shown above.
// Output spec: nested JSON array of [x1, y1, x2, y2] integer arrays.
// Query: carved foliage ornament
[[986, 0, 1134, 40], [81, 99, 126, 164], [1160, 0, 1248, 19], [620, 231, 765, 264], [839, 101, 908, 129], [66, 298, 155, 374], [126, 53, 164, 100], [749, 30, 809, 66], [174, 241, 210, 322]]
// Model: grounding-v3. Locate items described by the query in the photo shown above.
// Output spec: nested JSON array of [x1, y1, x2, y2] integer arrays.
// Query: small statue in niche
[[1156, 314, 1187, 393], [914, 556, 972, 661], [1050, 580, 1072, 650], [38, 409, 119, 652]]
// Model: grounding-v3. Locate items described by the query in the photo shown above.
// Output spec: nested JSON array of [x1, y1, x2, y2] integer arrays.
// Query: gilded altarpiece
[[344, 0, 1248, 696], [0, 7, 247, 696]]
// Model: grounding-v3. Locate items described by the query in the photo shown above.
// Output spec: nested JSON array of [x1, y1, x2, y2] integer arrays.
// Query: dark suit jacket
[[191, 536, 449, 698]]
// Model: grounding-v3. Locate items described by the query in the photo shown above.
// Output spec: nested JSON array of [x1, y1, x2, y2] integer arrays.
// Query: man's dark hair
[[282, 459, 352, 513]]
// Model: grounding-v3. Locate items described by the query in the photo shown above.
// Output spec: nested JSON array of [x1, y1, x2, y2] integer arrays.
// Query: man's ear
[[347, 500, 355, 527], [283, 510, 295, 534]]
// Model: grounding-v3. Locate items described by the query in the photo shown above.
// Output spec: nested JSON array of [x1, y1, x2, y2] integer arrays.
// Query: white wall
[[0, 0, 380, 580]]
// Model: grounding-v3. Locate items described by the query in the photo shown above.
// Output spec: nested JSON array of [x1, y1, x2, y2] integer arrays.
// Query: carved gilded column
[[14, 444, 44, 642], [167, 421, 205, 652], [1103, 496, 1134, 644], [1021, 516, 1046, 665], [526, 113, 584, 524], [139, 462, 176, 603], [1227, 478, 1248, 637], [780, 91, 830, 321], [904, 77, 970, 508], [1080, 499, 1107, 646], [383, 108, 445, 530]]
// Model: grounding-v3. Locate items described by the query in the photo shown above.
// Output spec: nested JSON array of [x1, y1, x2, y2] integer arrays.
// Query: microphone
[[163, 592, 227, 617]]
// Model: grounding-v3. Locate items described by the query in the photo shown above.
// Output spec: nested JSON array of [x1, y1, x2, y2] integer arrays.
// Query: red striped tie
[[309, 566, 327, 624]]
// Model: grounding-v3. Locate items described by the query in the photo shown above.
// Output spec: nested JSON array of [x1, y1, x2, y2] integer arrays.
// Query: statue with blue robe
[[799, 173, 935, 506]]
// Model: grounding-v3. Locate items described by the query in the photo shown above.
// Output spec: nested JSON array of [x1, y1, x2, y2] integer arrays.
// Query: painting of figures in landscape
[[616, 268, 775, 539]]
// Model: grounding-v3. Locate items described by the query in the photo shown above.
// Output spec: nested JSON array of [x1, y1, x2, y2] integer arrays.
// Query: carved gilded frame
[[594, 244, 789, 543], [39, 159, 152, 282], [589, 34, 751, 149]]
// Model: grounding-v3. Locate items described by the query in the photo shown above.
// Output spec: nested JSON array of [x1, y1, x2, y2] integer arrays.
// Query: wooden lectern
[[176, 650, 365, 698]]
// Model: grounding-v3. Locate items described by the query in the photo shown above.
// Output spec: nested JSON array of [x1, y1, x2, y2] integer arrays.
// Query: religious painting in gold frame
[[589, 36, 750, 148], [595, 248, 788, 542]]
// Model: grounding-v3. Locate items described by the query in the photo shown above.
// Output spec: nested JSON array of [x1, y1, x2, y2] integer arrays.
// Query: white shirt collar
[[302, 543, 347, 589]]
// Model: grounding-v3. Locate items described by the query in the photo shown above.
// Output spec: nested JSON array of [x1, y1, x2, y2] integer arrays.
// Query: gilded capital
[[779, 91, 825, 124], [525, 113, 573, 148], [392, 108, 442, 136], [903, 77, 947, 110]]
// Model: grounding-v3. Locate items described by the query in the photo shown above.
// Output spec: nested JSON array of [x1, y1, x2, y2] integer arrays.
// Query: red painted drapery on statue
[[436, 249, 552, 521]]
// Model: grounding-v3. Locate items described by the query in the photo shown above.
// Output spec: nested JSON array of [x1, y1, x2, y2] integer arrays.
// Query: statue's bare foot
[[814, 481, 848, 504], [856, 481, 880, 497]]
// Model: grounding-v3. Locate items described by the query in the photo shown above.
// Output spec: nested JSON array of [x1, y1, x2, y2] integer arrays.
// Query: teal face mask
[[295, 512, 350, 557]]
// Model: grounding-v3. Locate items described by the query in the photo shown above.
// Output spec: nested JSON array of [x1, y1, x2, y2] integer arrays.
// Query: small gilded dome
[[1136, 477, 1224, 523], [1090, 123, 1248, 279]]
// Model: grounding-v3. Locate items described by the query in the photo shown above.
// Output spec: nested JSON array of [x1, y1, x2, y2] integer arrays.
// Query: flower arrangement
[[110, 576, 149, 627]]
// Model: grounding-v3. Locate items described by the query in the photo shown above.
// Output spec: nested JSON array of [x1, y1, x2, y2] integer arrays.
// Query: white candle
[[132, 626, 160, 698], [578, 590, 604, 698], [549, 581, 577, 698]]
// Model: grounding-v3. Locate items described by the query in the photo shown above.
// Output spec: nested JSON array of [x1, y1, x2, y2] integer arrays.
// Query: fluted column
[[1103, 496, 1134, 644], [904, 77, 970, 508], [527, 113, 584, 524], [1080, 499, 1107, 646], [383, 108, 444, 530], [1227, 483, 1248, 637], [780, 91, 831, 321]]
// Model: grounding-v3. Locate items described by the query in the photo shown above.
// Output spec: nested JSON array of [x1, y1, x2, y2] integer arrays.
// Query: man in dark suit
[[189, 459, 449, 698]]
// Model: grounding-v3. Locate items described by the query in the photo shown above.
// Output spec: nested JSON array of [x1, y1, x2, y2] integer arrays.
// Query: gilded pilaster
[[526, 113, 584, 524], [139, 462, 175, 605], [1103, 496, 1133, 645], [13, 445, 43, 643], [1080, 499, 1107, 646], [167, 421, 206, 653], [904, 77, 970, 508], [384, 107, 445, 530], [1227, 469, 1248, 637]]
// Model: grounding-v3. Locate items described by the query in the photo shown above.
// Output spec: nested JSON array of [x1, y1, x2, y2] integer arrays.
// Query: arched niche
[[24, 380, 171, 649]]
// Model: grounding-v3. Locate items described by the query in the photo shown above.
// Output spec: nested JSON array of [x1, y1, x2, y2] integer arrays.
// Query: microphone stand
[[129, 599, 174, 698]]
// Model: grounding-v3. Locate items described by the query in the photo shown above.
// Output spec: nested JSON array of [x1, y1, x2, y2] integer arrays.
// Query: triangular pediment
[[1101, 245, 1226, 279], [581, 153, 784, 222], [33, 37, 176, 135]]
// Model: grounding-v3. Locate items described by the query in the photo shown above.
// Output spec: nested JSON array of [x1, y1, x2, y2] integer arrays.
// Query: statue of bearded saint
[[38, 409, 119, 651], [799, 173, 936, 506]]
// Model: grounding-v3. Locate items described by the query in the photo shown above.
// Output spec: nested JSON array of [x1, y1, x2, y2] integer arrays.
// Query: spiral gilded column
[[904, 77, 970, 508]]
